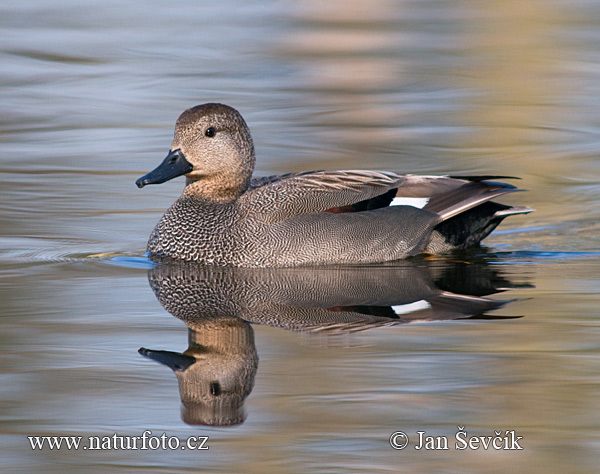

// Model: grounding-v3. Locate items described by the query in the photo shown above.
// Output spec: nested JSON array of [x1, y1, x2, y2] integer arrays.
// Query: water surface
[[1, 0, 600, 472]]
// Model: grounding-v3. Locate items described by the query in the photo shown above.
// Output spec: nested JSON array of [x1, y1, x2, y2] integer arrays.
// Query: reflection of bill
[[389, 431, 409, 450]]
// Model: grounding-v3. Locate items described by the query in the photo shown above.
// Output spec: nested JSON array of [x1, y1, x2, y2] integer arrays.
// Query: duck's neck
[[183, 177, 248, 202]]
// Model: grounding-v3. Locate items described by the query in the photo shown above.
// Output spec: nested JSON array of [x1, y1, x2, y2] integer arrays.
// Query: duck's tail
[[393, 175, 533, 252]]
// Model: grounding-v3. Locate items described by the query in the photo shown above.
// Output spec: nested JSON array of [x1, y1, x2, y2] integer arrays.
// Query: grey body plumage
[[137, 103, 532, 267]]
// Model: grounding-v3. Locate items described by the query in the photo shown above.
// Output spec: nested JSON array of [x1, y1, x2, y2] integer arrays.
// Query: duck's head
[[136, 103, 255, 201]]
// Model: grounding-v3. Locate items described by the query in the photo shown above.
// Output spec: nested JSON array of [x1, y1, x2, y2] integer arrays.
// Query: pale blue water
[[1, 1, 600, 472]]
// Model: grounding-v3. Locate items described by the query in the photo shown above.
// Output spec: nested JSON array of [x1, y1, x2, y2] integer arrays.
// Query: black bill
[[136, 149, 193, 188]]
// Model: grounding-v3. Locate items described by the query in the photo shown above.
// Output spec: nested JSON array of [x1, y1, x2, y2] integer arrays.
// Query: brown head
[[136, 103, 255, 201]]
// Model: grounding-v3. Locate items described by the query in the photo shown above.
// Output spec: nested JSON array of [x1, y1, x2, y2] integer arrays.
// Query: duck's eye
[[205, 127, 216, 138], [210, 381, 222, 396]]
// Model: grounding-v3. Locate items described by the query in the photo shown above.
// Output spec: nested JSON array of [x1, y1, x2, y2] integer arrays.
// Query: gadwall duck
[[136, 103, 532, 266]]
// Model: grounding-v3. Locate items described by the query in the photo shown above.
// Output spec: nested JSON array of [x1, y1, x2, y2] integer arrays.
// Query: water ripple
[[485, 250, 600, 264]]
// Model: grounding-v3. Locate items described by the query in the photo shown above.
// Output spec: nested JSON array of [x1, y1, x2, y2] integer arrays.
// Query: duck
[[136, 103, 532, 267]]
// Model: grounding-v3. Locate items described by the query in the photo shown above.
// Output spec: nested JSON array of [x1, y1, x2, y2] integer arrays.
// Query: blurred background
[[1, 0, 599, 472]]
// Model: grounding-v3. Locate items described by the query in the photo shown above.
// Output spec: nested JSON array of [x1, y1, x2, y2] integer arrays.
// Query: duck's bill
[[136, 149, 193, 188]]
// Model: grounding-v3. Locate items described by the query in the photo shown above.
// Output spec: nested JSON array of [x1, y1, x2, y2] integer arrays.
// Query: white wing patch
[[390, 197, 430, 209], [391, 300, 432, 315]]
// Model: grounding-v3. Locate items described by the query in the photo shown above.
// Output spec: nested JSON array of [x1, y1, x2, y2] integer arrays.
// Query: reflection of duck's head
[[140, 316, 258, 426]]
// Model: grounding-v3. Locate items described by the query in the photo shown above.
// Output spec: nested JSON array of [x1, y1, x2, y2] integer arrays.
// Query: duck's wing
[[246, 172, 528, 223], [242, 170, 405, 223], [249, 171, 313, 189]]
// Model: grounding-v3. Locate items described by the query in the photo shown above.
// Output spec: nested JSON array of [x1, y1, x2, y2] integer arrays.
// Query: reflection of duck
[[139, 257, 528, 426], [136, 103, 531, 266], [140, 316, 257, 426]]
